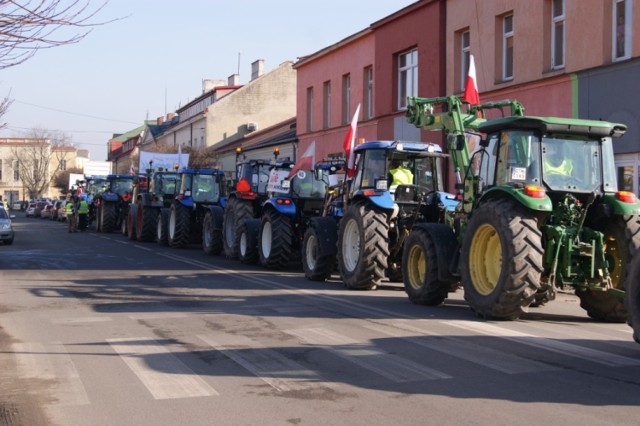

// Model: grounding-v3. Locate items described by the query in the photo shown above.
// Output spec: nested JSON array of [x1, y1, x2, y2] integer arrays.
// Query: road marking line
[[360, 320, 558, 374], [51, 317, 112, 324], [447, 320, 640, 367], [286, 328, 451, 382], [13, 342, 90, 406], [198, 333, 331, 392], [107, 337, 218, 399]]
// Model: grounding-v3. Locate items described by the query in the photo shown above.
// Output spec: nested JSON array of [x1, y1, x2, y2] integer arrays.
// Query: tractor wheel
[[238, 218, 260, 264], [577, 216, 640, 322], [460, 199, 543, 320], [337, 201, 389, 290], [121, 212, 128, 236], [302, 225, 335, 282], [528, 282, 556, 308], [95, 205, 102, 232], [223, 199, 254, 258], [136, 203, 157, 242], [259, 209, 293, 269], [402, 226, 451, 306], [100, 201, 117, 233], [202, 210, 223, 255], [168, 202, 191, 248], [626, 251, 640, 344], [127, 204, 137, 241], [156, 208, 169, 246]]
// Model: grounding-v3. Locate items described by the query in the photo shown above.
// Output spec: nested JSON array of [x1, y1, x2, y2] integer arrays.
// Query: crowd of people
[[65, 190, 90, 233]]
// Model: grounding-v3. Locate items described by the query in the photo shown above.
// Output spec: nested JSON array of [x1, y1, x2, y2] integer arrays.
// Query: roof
[[478, 116, 626, 138]]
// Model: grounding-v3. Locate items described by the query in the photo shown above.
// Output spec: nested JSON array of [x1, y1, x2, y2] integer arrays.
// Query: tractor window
[[193, 174, 219, 203], [155, 174, 178, 196], [111, 178, 133, 194], [414, 156, 441, 193], [291, 169, 326, 198], [542, 136, 602, 192], [601, 137, 618, 192], [494, 130, 541, 186], [356, 149, 387, 189]]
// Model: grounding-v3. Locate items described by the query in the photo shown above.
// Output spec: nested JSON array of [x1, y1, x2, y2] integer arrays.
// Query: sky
[[0, 0, 417, 161]]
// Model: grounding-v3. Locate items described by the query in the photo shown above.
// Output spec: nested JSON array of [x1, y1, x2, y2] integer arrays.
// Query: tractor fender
[[309, 216, 338, 257], [219, 196, 229, 209], [102, 192, 119, 202], [206, 205, 224, 230], [263, 197, 297, 217], [176, 197, 194, 208], [411, 222, 459, 283], [480, 186, 553, 212], [603, 193, 640, 215]]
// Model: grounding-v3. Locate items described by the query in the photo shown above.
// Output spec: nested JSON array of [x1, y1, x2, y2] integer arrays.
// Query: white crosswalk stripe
[[198, 333, 332, 392], [107, 337, 219, 399], [285, 327, 452, 382]]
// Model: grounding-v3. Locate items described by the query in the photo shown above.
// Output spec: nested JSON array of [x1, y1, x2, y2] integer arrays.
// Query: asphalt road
[[1, 214, 640, 426]]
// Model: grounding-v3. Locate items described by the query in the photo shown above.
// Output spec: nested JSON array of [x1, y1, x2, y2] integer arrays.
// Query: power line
[[13, 100, 139, 125]]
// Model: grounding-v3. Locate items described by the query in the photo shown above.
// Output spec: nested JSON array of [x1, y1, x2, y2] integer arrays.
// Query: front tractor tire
[[626, 251, 640, 344], [337, 201, 390, 290], [202, 208, 224, 255], [402, 225, 454, 306], [577, 216, 640, 322], [168, 202, 191, 248], [100, 201, 117, 233], [223, 199, 254, 258], [259, 209, 293, 269], [156, 208, 170, 246], [460, 199, 543, 320], [302, 221, 336, 282], [136, 203, 157, 242], [238, 219, 260, 264]]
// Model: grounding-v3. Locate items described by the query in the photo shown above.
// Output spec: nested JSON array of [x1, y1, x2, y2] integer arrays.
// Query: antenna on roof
[[237, 52, 241, 79]]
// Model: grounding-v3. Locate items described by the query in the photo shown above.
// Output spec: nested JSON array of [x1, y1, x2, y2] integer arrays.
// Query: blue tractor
[[164, 168, 229, 253], [303, 140, 458, 289], [94, 174, 135, 233]]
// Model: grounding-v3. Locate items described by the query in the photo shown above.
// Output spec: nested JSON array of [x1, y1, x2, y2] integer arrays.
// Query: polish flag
[[289, 140, 316, 177], [343, 103, 361, 178], [463, 54, 480, 105]]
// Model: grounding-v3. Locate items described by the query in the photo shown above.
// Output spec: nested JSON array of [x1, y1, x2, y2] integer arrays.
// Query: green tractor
[[403, 95, 640, 321]]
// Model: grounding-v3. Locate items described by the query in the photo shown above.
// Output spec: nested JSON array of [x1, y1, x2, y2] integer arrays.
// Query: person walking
[[77, 195, 89, 231], [65, 197, 77, 232]]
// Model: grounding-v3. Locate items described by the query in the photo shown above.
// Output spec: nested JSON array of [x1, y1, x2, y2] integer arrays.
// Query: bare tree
[[9, 127, 73, 198], [52, 166, 82, 194], [0, 0, 114, 70]]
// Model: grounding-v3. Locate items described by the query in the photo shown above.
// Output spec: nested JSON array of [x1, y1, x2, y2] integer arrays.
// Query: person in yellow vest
[[77, 195, 89, 231], [543, 144, 573, 177], [65, 197, 77, 233], [389, 159, 414, 190]]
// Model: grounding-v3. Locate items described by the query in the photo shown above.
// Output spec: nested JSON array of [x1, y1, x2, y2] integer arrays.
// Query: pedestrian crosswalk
[[10, 316, 640, 407]]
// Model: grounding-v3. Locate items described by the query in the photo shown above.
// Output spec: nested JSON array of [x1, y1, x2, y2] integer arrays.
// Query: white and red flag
[[462, 54, 480, 105], [342, 103, 361, 178], [288, 140, 316, 177]]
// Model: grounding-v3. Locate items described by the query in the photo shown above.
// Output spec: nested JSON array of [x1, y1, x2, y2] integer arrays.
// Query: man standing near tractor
[[65, 196, 77, 233]]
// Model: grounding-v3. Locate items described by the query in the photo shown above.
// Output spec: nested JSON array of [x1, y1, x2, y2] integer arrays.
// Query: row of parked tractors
[[82, 93, 640, 344]]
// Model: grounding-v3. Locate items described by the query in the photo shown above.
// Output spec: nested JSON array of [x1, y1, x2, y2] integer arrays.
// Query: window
[[12, 160, 19, 181], [342, 73, 351, 125], [502, 14, 514, 80], [59, 159, 67, 171], [551, 0, 565, 69], [323, 81, 331, 129], [306, 87, 314, 132], [460, 31, 471, 92], [614, 0, 632, 60], [364, 66, 373, 119], [0, 159, 2, 181], [398, 48, 418, 110]]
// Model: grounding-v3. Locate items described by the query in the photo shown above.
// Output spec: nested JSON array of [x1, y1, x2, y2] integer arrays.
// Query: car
[[40, 204, 54, 219], [25, 203, 37, 217], [58, 200, 68, 222], [51, 200, 64, 220], [34, 201, 48, 217], [0, 207, 15, 245]]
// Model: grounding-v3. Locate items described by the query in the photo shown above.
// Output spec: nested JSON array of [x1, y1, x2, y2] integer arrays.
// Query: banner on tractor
[[139, 151, 190, 174]]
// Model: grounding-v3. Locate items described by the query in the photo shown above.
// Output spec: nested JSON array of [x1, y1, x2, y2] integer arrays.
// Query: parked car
[[58, 200, 68, 222], [0, 207, 15, 245], [34, 201, 48, 217], [25, 203, 37, 217], [51, 200, 64, 220], [40, 204, 54, 219]]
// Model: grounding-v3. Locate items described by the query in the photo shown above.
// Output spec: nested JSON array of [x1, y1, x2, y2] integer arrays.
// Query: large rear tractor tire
[[202, 208, 224, 255], [127, 204, 137, 240], [337, 201, 389, 290], [259, 209, 293, 269], [136, 203, 157, 242], [402, 226, 452, 306], [577, 216, 640, 322], [626, 251, 640, 344], [460, 199, 543, 320], [238, 219, 260, 264], [168, 202, 191, 248], [156, 208, 169, 246], [100, 201, 117, 233], [302, 223, 335, 282]]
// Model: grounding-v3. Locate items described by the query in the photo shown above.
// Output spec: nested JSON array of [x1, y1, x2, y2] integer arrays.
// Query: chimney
[[166, 112, 175, 121], [228, 74, 240, 86], [251, 59, 264, 81], [156, 116, 165, 125]]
